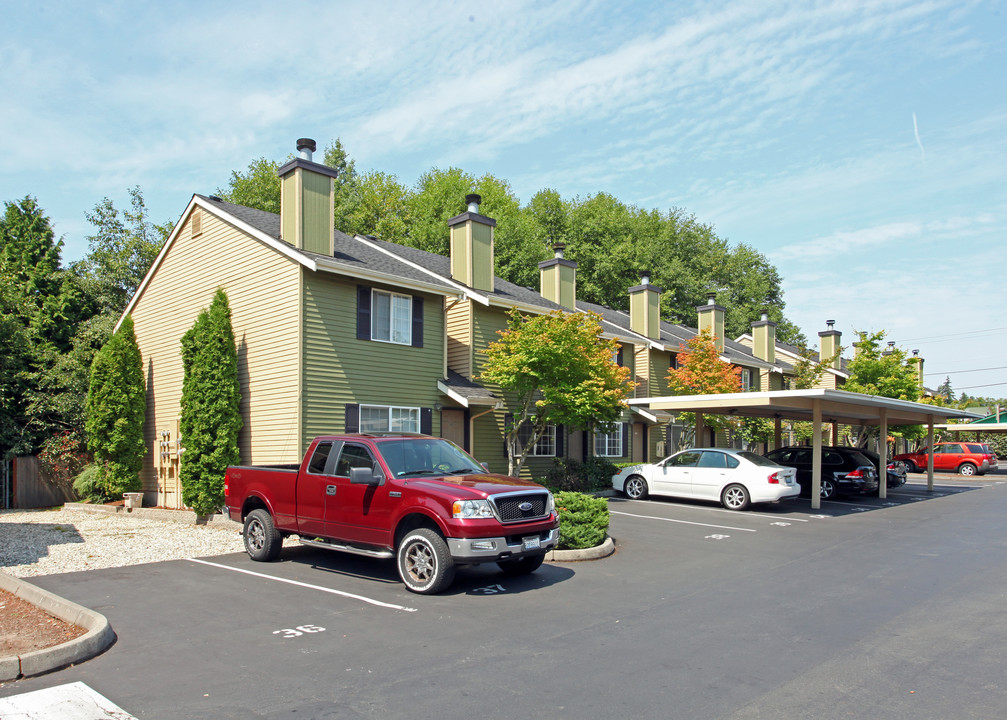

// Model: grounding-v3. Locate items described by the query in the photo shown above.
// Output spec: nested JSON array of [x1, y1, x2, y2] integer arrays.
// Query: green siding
[[301, 171, 331, 255], [300, 273, 444, 454]]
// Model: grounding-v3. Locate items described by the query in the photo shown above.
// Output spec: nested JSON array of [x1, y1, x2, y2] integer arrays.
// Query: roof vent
[[296, 138, 317, 161], [465, 194, 481, 213], [826, 319, 835, 329], [640, 270, 650, 286], [552, 242, 565, 259]]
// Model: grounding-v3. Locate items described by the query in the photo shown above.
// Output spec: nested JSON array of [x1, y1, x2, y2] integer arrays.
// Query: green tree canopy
[[480, 309, 633, 476], [844, 330, 925, 442], [179, 289, 242, 516]]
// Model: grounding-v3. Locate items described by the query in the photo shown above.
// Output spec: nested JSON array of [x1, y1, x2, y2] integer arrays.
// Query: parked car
[[858, 449, 908, 489], [763, 446, 880, 500], [980, 444, 999, 470], [611, 448, 799, 511], [893, 442, 995, 476]]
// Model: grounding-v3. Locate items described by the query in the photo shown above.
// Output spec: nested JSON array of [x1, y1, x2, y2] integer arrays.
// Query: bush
[[545, 456, 618, 493], [554, 491, 609, 550], [38, 430, 89, 498], [72, 463, 107, 503]]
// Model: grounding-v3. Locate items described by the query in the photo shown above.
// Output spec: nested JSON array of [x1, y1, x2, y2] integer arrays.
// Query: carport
[[629, 389, 980, 509]]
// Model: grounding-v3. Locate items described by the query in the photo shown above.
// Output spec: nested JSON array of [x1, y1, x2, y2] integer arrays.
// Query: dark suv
[[764, 446, 880, 500]]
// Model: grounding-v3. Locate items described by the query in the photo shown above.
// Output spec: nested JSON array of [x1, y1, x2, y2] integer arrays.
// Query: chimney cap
[[296, 138, 317, 153], [465, 193, 481, 206], [826, 319, 835, 328], [640, 270, 651, 285]]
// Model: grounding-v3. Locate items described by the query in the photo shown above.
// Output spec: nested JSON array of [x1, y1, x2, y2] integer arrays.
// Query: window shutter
[[556, 425, 565, 457], [345, 404, 360, 433], [356, 286, 371, 340], [411, 296, 424, 348], [622, 423, 630, 458], [420, 407, 432, 435], [616, 345, 624, 366], [581, 430, 589, 461]]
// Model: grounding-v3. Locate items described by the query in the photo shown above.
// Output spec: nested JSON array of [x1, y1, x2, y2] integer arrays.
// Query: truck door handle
[[326, 485, 337, 496]]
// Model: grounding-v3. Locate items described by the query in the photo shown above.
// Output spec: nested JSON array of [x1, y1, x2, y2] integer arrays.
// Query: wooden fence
[[8, 456, 77, 509]]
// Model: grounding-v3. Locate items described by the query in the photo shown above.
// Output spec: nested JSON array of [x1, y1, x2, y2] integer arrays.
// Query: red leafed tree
[[666, 329, 742, 439]]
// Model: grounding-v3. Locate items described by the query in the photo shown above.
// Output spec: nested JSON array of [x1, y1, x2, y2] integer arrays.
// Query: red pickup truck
[[224, 434, 559, 594]]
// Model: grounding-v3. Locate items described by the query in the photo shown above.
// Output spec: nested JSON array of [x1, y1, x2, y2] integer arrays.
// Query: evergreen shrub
[[554, 491, 609, 550], [545, 456, 618, 492]]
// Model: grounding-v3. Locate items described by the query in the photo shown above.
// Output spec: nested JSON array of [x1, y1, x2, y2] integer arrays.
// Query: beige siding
[[446, 298, 473, 377], [129, 208, 302, 505]]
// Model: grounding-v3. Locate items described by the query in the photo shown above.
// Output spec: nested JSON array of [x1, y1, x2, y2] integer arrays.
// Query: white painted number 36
[[273, 624, 326, 638]]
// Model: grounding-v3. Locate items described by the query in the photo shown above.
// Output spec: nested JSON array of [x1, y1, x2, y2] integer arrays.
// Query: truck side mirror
[[350, 466, 383, 485]]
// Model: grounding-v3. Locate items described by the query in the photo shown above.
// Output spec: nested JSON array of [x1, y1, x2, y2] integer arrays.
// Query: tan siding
[[446, 298, 473, 377], [129, 208, 302, 505], [634, 346, 649, 398], [301, 273, 444, 453]]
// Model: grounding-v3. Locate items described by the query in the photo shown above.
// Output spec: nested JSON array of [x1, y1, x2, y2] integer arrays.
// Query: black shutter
[[411, 296, 424, 348], [345, 404, 360, 433], [556, 425, 565, 457], [581, 430, 589, 461], [356, 286, 371, 340], [420, 407, 433, 435], [622, 423, 630, 459]]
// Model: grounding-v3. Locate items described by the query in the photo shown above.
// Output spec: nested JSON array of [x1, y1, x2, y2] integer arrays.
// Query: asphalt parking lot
[[3, 473, 1007, 719]]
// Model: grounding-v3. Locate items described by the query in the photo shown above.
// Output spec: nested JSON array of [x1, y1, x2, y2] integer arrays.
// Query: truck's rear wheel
[[497, 553, 545, 576], [244, 509, 282, 562], [397, 528, 455, 594]]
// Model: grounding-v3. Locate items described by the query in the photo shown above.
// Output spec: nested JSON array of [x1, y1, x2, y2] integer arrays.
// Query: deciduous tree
[[666, 329, 743, 437], [480, 309, 633, 476]]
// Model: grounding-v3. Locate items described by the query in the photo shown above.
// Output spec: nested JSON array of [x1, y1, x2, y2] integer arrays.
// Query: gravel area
[[0, 506, 248, 578]]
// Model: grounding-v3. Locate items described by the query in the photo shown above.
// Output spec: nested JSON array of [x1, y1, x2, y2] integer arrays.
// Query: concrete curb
[[65, 501, 239, 528], [545, 535, 616, 562], [0, 572, 116, 681]]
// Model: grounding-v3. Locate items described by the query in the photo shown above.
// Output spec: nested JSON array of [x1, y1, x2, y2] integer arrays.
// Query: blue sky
[[2, 0, 1005, 398]]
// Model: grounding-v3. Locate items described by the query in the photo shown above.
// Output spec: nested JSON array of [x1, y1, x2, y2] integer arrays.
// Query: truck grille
[[492, 492, 550, 523]]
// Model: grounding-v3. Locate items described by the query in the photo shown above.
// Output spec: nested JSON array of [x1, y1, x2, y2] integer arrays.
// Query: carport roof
[[629, 389, 982, 425]]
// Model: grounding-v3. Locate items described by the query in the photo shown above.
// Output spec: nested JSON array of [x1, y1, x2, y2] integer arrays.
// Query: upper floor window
[[372, 290, 412, 345], [360, 404, 420, 433], [741, 368, 754, 392]]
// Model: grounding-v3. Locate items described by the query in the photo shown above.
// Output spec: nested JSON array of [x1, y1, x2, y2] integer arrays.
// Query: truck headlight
[[452, 499, 495, 519], [546, 492, 555, 515]]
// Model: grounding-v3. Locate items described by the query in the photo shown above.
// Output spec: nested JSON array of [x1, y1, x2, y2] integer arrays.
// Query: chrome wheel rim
[[247, 520, 264, 552], [724, 487, 745, 509], [405, 541, 435, 584], [626, 478, 643, 498]]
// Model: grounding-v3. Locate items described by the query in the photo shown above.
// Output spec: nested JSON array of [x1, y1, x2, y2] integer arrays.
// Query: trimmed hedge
[[545, 456, 618, 493], [554, 491, 609, 550]]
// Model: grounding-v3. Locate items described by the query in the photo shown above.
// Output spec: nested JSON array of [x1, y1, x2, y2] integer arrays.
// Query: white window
[[594, 424, 623, 457], [360, 405, 419, 433], [372, 290, 412, 345], [741, 368, 753, 392], [518, 423, 556, 457]]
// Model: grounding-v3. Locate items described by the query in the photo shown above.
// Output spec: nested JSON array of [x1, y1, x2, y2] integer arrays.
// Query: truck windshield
[[378, 438, 483, 478]]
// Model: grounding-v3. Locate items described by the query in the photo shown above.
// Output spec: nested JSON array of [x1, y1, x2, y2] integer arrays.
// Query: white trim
[[355, 234, 490, 306], [359, 404, 420, 433]]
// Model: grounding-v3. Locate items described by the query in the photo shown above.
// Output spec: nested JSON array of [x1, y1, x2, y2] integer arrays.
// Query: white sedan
[[612, 448, 799, 510]]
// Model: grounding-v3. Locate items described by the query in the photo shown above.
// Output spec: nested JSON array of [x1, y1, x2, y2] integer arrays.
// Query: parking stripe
[[618, 498, 810, 522], [609, 510, 757, 532], [187, 558, 418, 612]]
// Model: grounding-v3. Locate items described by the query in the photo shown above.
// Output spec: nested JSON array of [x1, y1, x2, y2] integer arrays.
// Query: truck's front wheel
[[397, 529, 455, 594], [243, 509, 282, 562]]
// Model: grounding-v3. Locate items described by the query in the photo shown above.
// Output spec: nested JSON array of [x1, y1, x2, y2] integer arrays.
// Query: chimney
[[697, 292, 726, 352], [277, 138, 339, 255], [539, 243, 577, 309], [448, 194, 496, 292], [818, 320, 842, 370], [629, 271, 662, 340], [752, 310, 776, 364], [909, 349, 924, 390]]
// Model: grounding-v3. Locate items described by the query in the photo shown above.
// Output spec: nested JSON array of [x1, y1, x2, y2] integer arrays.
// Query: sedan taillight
[[768, 472, 781, 484]]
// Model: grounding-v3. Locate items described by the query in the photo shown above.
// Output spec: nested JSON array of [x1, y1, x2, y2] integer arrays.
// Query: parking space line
[[617, 498, 810, 522], [187, 558, 418, 612], [609, 510, 757, 532]]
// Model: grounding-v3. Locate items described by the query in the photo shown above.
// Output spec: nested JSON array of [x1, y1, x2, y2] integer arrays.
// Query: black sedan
[[764, 446, 880, 500]]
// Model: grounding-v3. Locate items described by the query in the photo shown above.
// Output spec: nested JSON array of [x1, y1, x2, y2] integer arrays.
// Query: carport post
[[879, 408, 888, 500], [927, 417, 935, 492], [774, 416, 782, 451], [811, 399, 823, 510], [696, 412, 706, 448]]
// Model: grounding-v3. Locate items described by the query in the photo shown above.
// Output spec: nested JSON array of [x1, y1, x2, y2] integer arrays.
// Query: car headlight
[[452, 499, 495, 519], [545, 492, 555, 515]]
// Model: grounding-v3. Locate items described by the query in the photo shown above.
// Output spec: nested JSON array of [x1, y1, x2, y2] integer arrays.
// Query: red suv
[[894, 442, 996, 476]]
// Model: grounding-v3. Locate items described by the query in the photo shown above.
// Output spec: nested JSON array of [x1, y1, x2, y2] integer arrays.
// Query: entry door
[[441, 409, 466, 450], [632, 423, 645, 463]]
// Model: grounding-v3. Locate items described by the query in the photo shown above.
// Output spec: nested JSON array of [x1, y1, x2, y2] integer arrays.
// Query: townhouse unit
[[121, 139, 819, 507]]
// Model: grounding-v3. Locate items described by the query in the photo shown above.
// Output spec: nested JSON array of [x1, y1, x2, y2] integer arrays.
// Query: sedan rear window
[[740, 451, 778, 467]]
